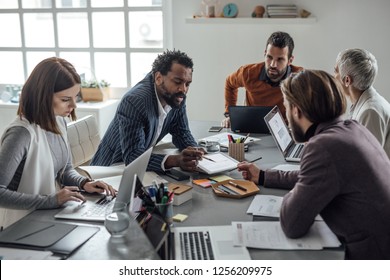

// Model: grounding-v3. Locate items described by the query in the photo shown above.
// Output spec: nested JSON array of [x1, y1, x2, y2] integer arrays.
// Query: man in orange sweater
[[222, 31, 303, 127]]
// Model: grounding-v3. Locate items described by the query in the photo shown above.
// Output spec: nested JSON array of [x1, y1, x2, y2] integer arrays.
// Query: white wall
[[172, 0, 390, 121]]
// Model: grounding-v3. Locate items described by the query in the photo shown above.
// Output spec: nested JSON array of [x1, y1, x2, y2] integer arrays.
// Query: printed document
[[232, 221, 341, 250], [247, 195, 282, 217], [247, 195, 323, 221]]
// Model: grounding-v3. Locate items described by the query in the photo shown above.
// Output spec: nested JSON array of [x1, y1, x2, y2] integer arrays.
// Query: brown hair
[[281, 70, 346, 123], [17, 57, 80, 134]]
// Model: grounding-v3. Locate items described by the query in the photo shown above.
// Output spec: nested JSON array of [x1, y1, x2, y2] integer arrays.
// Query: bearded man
[[237, 70, 390, 260], [91, 50, 203, 172], [221, 31, 303, 127]]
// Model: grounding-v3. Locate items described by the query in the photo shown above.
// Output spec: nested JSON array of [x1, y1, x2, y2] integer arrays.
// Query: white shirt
[[154, 85, 172, 170]]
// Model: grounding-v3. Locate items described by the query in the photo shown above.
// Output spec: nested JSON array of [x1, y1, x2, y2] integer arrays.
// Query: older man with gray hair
[[334, 48, 390, 158]]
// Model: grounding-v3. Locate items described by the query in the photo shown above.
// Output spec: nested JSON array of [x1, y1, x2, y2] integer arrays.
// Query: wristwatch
[[224, 112, 230, 118]]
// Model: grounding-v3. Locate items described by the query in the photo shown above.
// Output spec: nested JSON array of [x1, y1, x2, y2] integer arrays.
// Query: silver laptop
[[172, 225, 251, 260], [264, 106, 304, 162], [55, 147, 153, 222], [229, 106, 273, 134]]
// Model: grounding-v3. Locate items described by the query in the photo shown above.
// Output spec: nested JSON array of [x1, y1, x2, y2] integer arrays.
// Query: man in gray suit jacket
[[238, 70, 390, 259], [91, 50, 203, 172]]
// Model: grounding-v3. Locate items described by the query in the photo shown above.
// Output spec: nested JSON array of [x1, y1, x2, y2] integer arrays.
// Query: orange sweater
[[225, 62, 302, 119]]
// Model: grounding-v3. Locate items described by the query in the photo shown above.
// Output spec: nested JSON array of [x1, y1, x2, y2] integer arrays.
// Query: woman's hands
[[56, 180, 117, 206], [83, 180, 117, 196]]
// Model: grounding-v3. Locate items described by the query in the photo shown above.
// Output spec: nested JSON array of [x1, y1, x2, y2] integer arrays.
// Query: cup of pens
[[156, 199, 174, 226], [229, 142, 245, 162]]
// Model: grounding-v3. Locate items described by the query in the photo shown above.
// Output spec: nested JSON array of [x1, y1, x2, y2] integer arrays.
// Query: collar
[[259, 65, 292, 87], [349, 86, 376, 117], [154, 84, 172, 116], [303, 123, 318, 142]]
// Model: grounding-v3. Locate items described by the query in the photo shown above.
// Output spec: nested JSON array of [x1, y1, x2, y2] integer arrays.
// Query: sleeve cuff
[[259, 170, 265, 186], [160, 154, 170, 172], [80, 177, 92, 190]]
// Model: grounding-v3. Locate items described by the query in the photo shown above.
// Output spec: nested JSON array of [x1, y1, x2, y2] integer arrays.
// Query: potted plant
[[80, 79, 111, 102]]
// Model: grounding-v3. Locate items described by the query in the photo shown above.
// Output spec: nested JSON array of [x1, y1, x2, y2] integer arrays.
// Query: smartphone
[[165, 169, 190, 181], [209, 126, 223, 132]]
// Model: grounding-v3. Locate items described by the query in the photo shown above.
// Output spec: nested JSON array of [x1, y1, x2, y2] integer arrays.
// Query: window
[[0, 0, 169, 88]]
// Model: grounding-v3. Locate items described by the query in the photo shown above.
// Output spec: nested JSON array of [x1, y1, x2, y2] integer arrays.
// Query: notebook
[[264, 106, 304, 162], [229, 106, 273, 134], [54, 147, 153, 222], [196, 152, 239, 174], [172, 225, 251, 260]]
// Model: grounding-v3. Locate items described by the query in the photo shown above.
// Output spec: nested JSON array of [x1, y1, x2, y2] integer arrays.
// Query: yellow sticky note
[[173, 214, 188, 222]]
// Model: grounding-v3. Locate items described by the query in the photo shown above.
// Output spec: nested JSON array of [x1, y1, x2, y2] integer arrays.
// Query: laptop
[[228, 106, 273, 134], [54, 147, 153, 222], [172, 225, 251, 260], [264, 106, 304, 162]]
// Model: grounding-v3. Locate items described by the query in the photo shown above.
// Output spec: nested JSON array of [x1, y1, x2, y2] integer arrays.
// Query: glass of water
[[104, 202, 131, 238]]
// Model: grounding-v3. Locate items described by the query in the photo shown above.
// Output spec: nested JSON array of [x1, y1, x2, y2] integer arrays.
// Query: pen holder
[[156, 199, 174, 226], [228, 142, 245, 162]]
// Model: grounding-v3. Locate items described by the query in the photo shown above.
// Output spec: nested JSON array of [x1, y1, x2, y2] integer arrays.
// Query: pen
[[243, 133, 250, 143], [249, 157, 263, 163], [203, 155, 216, 162], [216, 185, 230, 194], [228, 181, 247, 192], [219, 184, 239, 195]]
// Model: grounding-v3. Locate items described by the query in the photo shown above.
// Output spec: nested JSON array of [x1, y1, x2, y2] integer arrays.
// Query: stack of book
[[266, 4, 298, 18]]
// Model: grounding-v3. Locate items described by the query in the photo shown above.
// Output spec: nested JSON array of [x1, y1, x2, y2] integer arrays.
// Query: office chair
[[66, 115, 124, 179]]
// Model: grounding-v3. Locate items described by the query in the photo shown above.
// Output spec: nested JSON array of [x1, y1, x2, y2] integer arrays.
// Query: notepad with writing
[[197, 153, 239, 174]]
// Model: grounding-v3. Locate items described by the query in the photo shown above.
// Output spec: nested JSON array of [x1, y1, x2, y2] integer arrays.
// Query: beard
[[266, 65, 288, 81], [159, 82, 186, 109], [289, 114, 306, 143]]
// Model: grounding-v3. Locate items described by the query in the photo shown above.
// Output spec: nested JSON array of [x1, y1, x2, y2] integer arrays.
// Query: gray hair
[[336, 48, 378, 91]]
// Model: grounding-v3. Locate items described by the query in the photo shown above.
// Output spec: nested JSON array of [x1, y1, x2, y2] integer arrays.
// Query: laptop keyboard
[[81, 196, 114, 218], [179, 231, 215, 260], [287, 144, 304, 158]]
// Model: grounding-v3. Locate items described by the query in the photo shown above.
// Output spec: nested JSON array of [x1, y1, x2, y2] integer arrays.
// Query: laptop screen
[[264, 106, 293, 153], [114, 147, 153, 206], [228, 106, 272, 134]]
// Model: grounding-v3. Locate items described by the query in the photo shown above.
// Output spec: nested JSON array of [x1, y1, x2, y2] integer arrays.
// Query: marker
[[228, 181, 247, 192]]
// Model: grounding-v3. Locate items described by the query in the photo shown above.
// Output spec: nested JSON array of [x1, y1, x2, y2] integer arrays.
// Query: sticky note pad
[[208, 175, 233, 182], [173, 214, 188, 222], [192, 178, 216, 188]]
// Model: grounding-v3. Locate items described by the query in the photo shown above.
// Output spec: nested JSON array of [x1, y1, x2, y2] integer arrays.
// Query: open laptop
[[172, 225, 251, 260], [264, 106, 304, 162], [54, 147, 153, 222], [229, 106, 273, 134]]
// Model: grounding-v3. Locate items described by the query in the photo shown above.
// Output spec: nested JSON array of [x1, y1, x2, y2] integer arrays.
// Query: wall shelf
[[185, 17, 317, 24]]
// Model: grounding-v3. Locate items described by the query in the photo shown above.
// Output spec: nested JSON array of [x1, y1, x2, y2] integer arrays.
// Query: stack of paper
[[199, 132, 260, 149], [232, 221, 341, 250]]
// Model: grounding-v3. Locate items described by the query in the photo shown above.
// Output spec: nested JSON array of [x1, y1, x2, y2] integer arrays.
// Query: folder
[[0, 220, 99, 256]]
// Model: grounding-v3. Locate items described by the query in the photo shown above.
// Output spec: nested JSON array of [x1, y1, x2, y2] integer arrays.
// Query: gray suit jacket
[[350, 86, 390, 158], [91, 72, 197, 172], [265, 118, 390, 259]]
